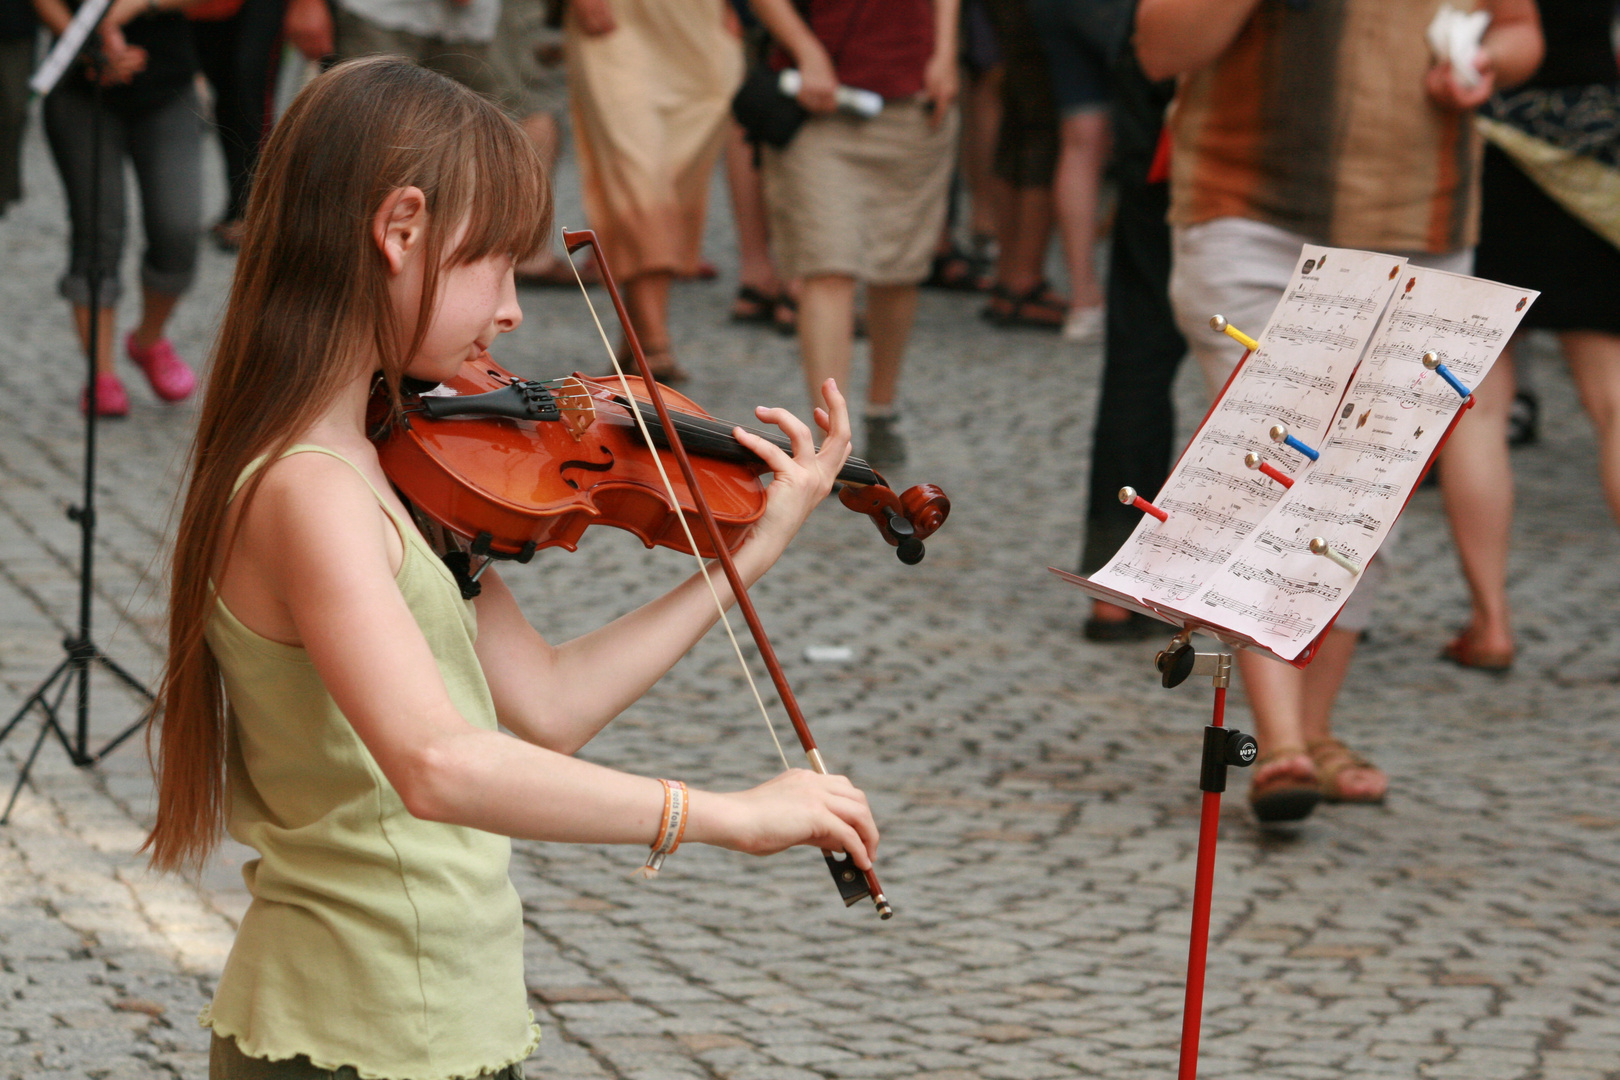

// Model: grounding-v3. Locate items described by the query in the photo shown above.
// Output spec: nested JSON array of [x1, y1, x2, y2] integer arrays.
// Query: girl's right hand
[[691, 768, 879, 869]]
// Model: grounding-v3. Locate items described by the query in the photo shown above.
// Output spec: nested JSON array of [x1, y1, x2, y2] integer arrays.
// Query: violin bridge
[[550, 376, 596, 441]]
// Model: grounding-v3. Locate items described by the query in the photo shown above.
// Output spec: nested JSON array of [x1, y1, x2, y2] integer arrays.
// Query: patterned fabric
[[1168, 0, 1482, 254], [1482, 84, 1620, 168]]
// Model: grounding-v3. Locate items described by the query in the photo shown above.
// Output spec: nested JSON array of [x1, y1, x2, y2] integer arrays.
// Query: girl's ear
[[373, 186, 429, 276]]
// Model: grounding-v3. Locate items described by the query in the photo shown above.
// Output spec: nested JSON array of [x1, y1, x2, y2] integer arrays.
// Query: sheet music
[[1187, 266, 1536, 658], [1091, 246, 1407, 611]]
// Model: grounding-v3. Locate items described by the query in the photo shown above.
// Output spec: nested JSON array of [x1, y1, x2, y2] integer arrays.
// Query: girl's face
[[404, 252, 524, 385], [378, 190, 524, 384]]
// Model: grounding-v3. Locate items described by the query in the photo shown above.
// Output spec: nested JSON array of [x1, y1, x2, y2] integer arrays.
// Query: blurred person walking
[[330, 0, 563, 277], [1438, 0, 1620, 672], [1027, 0, 1132, 342], [0, 0, 33, 216], [753, 0, 959, 467], [978, 0, 1063, 332], [566, 0, 743, 383], [1136, 0, 1542, 822], [1076, 5, 1185, 642], [190, 0, 299, 250], [34, 0, 208, 416]]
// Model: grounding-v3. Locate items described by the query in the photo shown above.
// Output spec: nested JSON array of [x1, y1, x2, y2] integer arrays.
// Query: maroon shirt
[[777, 0, 936, 100]]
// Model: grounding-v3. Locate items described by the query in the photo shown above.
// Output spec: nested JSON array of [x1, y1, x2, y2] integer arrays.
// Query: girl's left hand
[[731, 378, 852, 562]]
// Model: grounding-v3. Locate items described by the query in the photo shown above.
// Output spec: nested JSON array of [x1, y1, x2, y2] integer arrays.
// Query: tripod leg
[[0, 657, 73, 743], [92, 650, 156, 702], [2, 717, 57, 825]]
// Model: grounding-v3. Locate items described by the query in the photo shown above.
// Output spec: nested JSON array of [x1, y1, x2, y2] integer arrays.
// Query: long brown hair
[[145, 57, 552, 875]]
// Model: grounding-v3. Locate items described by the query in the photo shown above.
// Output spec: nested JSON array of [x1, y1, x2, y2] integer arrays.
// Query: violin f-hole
[[558, 447, 616, 490]]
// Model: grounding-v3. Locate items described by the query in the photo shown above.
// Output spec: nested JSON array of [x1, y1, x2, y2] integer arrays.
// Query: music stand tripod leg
[[1154, 634, 1256, 1080], [1, 27, 155, 813]]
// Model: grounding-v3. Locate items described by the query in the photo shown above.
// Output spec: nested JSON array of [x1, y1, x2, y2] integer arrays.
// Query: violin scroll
[[838, 481, 950, 565]]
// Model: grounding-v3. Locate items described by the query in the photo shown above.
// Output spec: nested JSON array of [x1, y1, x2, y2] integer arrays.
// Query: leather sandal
[[1306, 737, 1387, 805], [1440, 628, 1513, 672], [1247, 745, 1321, 824], [981, 280, 1067, 330], [730, 285, 780, 325]]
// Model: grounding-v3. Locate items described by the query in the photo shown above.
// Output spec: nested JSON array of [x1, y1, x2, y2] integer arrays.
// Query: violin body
[[370, 353, 949, 566], [372, 355, 764, 560]]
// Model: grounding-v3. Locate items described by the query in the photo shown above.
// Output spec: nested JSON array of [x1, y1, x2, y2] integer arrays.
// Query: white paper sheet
[[1084, 248, 1536, 662], [1091, 246, 1405, 610]]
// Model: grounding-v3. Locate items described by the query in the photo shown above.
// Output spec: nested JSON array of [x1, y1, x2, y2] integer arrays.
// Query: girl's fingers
[[819, 379, 852, 446], [823, 816, 870, 870], [813, 407, 830, 434], [755, 404, 817, 461], [733, 426, 794, 474]]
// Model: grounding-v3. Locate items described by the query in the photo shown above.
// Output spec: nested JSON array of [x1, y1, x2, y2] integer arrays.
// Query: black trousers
[[193, 0, 288, 223], [1078, 50, 1185, 575]]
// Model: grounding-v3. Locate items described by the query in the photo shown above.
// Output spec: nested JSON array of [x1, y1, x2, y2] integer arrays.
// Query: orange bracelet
[[632, 779, 688, 880]]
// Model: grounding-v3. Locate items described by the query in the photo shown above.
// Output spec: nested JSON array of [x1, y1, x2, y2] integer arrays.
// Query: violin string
[[564, 245, 792, 772]]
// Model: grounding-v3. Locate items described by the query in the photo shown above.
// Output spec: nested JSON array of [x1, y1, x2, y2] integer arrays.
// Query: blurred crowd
[[0, 0, 1617, 826]]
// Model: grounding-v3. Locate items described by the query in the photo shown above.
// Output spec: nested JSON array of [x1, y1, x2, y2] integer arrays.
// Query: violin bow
[[560, 228, 892, 920]]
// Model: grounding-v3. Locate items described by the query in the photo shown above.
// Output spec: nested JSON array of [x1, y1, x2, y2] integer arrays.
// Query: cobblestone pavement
[[3, 103, 1620, 1080]]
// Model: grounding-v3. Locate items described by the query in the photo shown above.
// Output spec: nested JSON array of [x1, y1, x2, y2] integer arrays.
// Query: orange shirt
[[1168, 0, 1483, 254]]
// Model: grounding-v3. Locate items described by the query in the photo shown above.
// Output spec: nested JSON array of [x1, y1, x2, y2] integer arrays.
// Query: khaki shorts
[[333, 8, 524, 117], [762, 99, 957, 285]]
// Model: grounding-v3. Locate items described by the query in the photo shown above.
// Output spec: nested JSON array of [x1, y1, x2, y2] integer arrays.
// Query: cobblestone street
[[3, 103, 1619, 1080]]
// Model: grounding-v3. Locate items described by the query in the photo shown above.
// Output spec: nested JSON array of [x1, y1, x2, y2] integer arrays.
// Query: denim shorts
[[1027, 0, 1133, 114]]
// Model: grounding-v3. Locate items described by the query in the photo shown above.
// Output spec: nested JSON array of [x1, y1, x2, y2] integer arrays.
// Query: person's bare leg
[[1299, 627, 1386, 800], [1561, 330, 1620, 526], [865, 283, 917, 410], [1053, 108, 1109, 311], [964, 67, 1003, 244], [1438, 350, 1517, 657], [515, 113, 565, 277], [725, 124, 783, 305], [993, 185, 1055, 296], [1238, 651, 1315, 791], [72, 305, 117, 377], [797, 274, 856, 410], [622, 271, 676, 370], [130, 287, 180, 351]]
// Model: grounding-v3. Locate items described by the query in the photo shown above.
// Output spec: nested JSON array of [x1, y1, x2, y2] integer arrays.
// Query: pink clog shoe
[[79, 372, 131, 418], [126, 332, 196, 402]]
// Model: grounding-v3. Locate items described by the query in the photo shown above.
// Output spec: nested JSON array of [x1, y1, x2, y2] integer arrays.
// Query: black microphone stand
[[0, 30, 156, 823]]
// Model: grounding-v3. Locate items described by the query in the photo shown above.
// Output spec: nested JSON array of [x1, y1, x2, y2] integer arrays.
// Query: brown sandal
[[1306, 738, 1387, 804], [1247, 745, 1321, 823]]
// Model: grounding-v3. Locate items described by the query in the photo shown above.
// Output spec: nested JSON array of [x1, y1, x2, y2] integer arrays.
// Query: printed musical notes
[[1091, 245, 1403, 626], [1083, 248, 1537, 662]]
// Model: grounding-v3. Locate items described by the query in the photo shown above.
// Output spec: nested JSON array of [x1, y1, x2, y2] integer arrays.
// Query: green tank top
[[201, 445, 539, 1080]]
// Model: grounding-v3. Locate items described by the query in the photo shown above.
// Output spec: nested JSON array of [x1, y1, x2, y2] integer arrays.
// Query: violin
[[369, 228, 945, 920], [370, 361, 949, 584]]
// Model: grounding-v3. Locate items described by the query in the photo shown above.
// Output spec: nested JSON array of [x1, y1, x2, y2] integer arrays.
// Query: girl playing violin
[[146, 56, 878, 1080]]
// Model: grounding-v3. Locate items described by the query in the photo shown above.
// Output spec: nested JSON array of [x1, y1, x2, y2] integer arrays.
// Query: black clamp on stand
[[1155, 630, 1256, 1080]]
